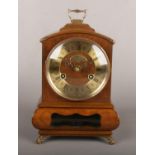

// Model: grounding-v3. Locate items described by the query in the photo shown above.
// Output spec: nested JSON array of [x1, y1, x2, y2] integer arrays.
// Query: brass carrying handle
[[68, 9, 87, 23]]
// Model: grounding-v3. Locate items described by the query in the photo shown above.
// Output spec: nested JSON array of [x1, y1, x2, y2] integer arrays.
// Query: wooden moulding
[[32, 107, 120, 131], [39, 130, 112, 137], [40, 23, 115, 44], [38, 101, 114, 108]]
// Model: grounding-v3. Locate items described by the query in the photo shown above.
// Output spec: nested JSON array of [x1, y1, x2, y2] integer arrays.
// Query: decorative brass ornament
[[46, 38, 111, 101], [68, 9, 87, 23]]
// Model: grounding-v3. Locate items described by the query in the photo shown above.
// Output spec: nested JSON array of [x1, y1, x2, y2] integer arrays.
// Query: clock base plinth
[[32, 104, 119, 144]]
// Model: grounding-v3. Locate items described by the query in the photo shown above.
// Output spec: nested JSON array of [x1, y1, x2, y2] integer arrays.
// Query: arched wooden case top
[[40, 22, 115, 106]]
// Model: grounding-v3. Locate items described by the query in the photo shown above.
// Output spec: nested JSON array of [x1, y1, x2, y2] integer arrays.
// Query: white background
[[18, 0, 136, 155], [1, 0, 155, 155]]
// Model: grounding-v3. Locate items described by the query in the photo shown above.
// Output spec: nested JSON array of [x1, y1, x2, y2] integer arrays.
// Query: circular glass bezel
[[45, 37, 111, 101]]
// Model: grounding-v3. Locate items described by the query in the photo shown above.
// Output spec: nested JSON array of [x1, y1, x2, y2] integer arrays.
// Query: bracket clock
[[32, 9, 120, 144]]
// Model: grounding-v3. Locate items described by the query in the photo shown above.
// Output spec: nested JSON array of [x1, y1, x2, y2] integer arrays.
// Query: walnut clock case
[[32, 10, 120, 144]]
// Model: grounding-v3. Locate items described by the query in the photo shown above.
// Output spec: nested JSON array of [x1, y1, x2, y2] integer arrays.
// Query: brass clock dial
[[46, 38, 110, 100]]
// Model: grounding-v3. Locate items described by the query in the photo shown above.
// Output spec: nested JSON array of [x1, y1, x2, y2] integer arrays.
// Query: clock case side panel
[[40, 32, 114, 107]]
